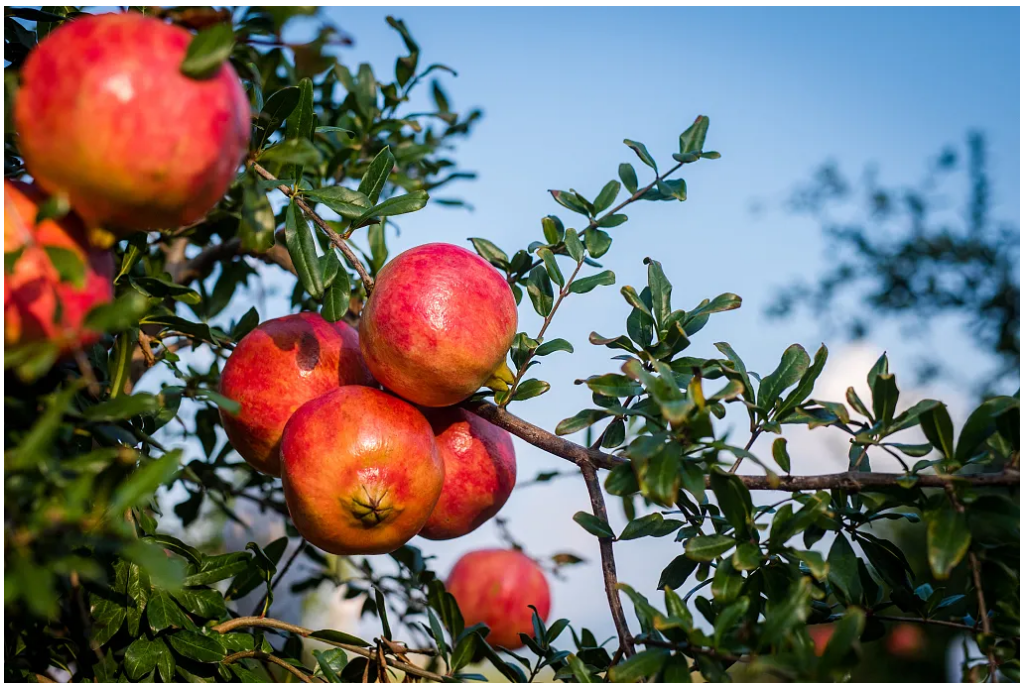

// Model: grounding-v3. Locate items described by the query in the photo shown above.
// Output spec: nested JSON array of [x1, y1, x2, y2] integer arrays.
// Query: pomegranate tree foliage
[[3, 6, 1020, 684]]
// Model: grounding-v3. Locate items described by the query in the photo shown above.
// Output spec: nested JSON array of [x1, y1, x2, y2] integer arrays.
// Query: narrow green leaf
[[623, 139, 658, 171], [180, 23, 235, 79], [573, 512, 614, 538], [285, 200, 324, 299]]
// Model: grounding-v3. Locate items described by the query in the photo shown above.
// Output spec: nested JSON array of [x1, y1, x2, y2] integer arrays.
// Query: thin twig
[[969, 551, 999, 681], [250, 162, 375, 294], [580, 464, 634, 658], [870, 613, 1017, 639], [251, 539, 306, 617], [222, 650, 316, 683], [502, 260, 585, 405], [211, 617, 447, 682]]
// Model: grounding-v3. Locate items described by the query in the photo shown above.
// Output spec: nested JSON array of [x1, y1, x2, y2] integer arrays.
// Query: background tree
[[4, 6, 1020, 684], [768, 133, 1020, 395]]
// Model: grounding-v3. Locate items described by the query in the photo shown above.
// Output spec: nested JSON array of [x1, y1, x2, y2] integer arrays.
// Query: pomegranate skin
[[359, 243, 518, 407], [14, 12, 250, 234], [446, 549, 551, 649], [4, 180, 114, 352], [218, 313, 375, 477], [419, 408, 516, 540], [281, 386, 444, 556]]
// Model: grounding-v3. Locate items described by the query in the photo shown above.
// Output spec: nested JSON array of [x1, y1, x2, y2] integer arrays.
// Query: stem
[[968, 551, 999, 681], [211, 617, 448, 682], [729, 428, 762, 474], [581, 464, 634, 658], [222, 650, 315, 683], [870, 613, 1016, 638], [502, 260, 586, 406], [251, 162, 375, 295], [251, 540, 306, 617]]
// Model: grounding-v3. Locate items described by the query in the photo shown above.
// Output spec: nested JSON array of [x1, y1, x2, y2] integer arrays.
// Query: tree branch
[[222, 650, 315, 683], [250, 162, 375, 294], [581, 464, 634, 658], [464, 400, 1020, 491], [212, 617, 447, 682]]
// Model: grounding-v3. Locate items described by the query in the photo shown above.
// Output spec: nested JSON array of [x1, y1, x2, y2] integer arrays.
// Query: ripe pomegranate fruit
[[218, 313, 375, 477], [419, 408, 516, 540], [886, 622, 924, 658], [14, 12, 250, 236], [281, 386, 444, 555], [359, 243, 518, 407], [4, 180, 114, 353], [446, 549, 551, 649]]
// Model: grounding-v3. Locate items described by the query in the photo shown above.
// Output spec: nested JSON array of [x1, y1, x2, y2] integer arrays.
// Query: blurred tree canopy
[[770, 133, 1019, 394]]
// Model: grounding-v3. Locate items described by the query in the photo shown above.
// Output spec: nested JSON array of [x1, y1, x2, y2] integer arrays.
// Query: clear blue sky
[[164, 6, 1021, 651]]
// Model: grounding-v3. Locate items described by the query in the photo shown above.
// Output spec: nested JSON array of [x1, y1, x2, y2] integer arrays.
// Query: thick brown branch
[[223, 650, 315, 683], [464, 401, 1020, 491], [464, 400, 623, 470], [250, 162, 375, 294], [212, 617, 446, 682], [581, 464, 634, 658]]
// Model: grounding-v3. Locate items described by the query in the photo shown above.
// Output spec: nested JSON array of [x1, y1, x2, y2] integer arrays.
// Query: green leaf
[[303, 186, 372, 219], [321, 254, 351, 323], [564, 228, 585, 262], [107, 451, 181, 516], [714, 342, 754, 404], [777, 344, 828, 419], [180, 23, 235, 79], [920, 403, 955, 461], [771, 437, 791, 473], [597, 213, 628, 228], [169, 588, 226, 619], [555, 409, 609, 435], [609, 649, 669, 682], [526, 265, 554, 317], [285, 77, 316, 141], [623, 139, 658, 171], [818, 607, 865, 673], [285, 200, 324, 300], [155, 639, 175, 682], [619, 163, 639, 194], [535, 338, 573, 356], [645, 258, 672, 327], [584, 373, 641, 398], [147, 591, 190, 634], [351, 190, 430, 227], [685, 534, 735, 562], [827, 534, 863, 605], [258, 137, 322, 166], [125, 636, 162, 680], [679, 115, 710, 154], [84, 392, 162, 422], [732, 542, 762, 571], [926, 503, 971, 579], [569, 270, 615, 294], [168, 631, 227, 663], [184, 554, 251, 587], [955, 396, 1018, 465], [511, 379, 550, 401], [468, 238, 509, 267], [593, 180, 621, 214], [758, 577, 812, 650], [541, 215, 564, 244], [358, 147, 395, 204], [657, 554, 698, 591], [549, 189, 592, 216], [537, 247, 564, 287], [573, 512, 614, 538], [583, 227, 612, 258], [619, 512, 665, 541], [871, 373, 900, 426], [313, 649, 347, 682], [710, 468, 753, 538], [309, 629, 371, 647], [566, 654, 597, 683], [758, 344, 811, 415]]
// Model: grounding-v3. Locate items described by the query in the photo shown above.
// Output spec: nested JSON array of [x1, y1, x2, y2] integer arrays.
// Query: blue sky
[[160, 6, 1020, 655]]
